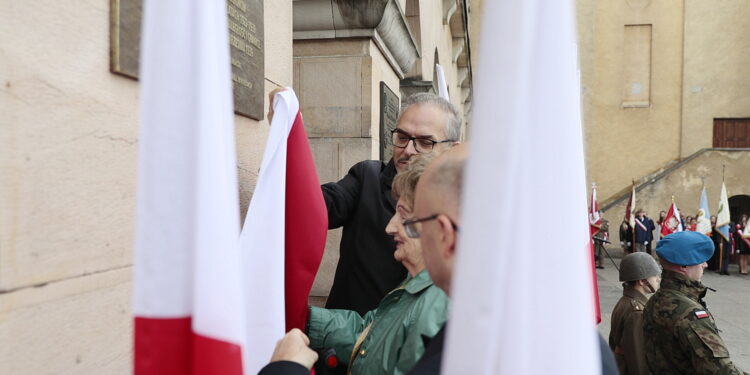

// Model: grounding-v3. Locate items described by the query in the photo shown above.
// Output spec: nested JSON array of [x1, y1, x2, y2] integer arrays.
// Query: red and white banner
[[589, 184, 601, 236], [444, 0, 600, 373], [133, 0, 245, 373], [660, 202, 683, 237], [240, 89, 327, 374], [625, 184, 636, 229]]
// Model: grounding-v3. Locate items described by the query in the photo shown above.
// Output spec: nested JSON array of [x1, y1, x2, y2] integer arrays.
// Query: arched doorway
[[729, 194, 750, 224]]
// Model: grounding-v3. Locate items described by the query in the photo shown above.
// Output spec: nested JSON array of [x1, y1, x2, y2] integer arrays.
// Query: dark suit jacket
[[322, 160, 406, 315]]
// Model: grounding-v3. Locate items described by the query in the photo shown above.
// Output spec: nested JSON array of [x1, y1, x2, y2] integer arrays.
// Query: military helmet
[[619, 252, 661, 282]]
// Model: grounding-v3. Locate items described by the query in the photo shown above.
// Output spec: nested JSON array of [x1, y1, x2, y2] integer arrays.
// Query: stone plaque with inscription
[[110, 0, 264, 120], [379, 82, 400, 162]]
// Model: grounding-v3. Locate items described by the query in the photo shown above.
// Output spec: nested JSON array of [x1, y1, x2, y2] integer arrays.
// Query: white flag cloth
[[717, 182, 731, 241], [239, 90, 297, 374], [436, 63, 450, 100], [444, 0, 599, 374], [133, 0, 245, 373]]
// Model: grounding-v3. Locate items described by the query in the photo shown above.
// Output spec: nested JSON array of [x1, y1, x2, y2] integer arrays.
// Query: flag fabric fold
[[660, 201, 683, 237], [696, 187, 712, 236], [444, 0, 600, 373], [133, 0, 246, 373], [240, 89, 327, 374], [717, 182, 731, 241]]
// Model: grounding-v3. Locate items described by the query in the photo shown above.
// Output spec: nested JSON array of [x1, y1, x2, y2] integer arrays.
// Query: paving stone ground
[[596, 247, 750, 372]]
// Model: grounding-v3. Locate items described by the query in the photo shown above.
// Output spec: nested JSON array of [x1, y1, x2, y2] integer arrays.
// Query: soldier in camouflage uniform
[[643, 231, 749, 375], [609, 252, 661, 375]]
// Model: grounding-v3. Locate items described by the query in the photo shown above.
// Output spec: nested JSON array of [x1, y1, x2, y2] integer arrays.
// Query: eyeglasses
[[402, 214, 459, 239], [390, 129, 454, 153]]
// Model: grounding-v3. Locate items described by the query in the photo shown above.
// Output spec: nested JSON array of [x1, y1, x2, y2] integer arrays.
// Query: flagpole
[[632, 180, 636, 253]]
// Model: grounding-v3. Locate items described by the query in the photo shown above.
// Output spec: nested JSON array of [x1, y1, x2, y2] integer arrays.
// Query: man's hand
[[269, 328, 318, 370], [267, 87, 291, 125]]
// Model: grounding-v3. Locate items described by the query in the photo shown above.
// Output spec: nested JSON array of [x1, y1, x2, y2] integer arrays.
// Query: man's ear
[[437, 215, 457, 259]]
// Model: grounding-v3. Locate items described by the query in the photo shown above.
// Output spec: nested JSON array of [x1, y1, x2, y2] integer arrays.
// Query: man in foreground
[[319, 92, 461, 315], [609, 252, 661, 374], [643, 231, 748, 374]]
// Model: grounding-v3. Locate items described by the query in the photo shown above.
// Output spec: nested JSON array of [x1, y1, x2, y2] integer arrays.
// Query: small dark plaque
[[110, 0, 265, 120], [379, 82, 400, 162]]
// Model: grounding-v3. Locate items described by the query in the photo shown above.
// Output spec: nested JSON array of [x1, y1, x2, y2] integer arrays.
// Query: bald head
[[414, 144, 468, 295], [419, 143, 468, 221]]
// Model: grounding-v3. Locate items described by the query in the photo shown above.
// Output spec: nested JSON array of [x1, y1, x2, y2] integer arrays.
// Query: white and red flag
[[133, 0, 245, 373], [589, 183, 602, 236], [625, 183, 636, 229], [444, 0, 600, 373], [661, 200, 684, 237], [240, 89, 328, 373]]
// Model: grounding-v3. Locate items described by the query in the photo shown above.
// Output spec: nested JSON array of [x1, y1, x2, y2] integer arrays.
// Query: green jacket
[[643, 270, 748, 375], [308, 270, 448, 375]]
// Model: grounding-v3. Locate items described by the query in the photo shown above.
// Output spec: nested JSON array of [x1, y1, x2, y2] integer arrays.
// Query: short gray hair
[[399, 93, 462, 141]]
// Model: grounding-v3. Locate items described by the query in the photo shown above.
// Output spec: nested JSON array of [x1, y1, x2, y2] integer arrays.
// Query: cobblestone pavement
[[596, 248, 750, 371]]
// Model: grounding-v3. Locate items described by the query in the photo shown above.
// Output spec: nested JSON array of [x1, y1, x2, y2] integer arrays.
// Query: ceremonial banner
[[240, 89, 327, 374], [625, 184, 636, 228], [589, 184, 602, 236], [660, 201, 683, 237], [133, 0, 246, 373], [717, 182, 731, 241], [696, 187, 712, 236], [444, 0, 600, 373]]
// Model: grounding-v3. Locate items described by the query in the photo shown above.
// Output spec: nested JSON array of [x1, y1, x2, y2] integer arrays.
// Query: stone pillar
[[292, 0, 420, 301]]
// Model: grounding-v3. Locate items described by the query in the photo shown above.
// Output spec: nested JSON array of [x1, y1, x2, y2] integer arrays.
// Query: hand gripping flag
[[660, 201, 683, 237], [444, 0, 600, 373], [696, 186, 712, 236], [240, 89, 327, 374], [133, 0, 246, 373]]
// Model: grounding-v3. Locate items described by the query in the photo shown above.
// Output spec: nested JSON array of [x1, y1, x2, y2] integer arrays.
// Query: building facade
[[577, 0, 750, 220]]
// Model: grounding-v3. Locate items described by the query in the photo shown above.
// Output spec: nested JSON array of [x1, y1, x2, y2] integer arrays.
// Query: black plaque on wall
[[110, 0, 265, 120], [379, 82, 400, 162]]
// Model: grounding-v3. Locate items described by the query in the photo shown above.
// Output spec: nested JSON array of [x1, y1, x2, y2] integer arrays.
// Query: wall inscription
[[110, 0, 265, 120]]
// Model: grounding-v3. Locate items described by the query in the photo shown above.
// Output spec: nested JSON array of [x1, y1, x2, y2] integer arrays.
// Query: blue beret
[[656, 231, 715, 266]]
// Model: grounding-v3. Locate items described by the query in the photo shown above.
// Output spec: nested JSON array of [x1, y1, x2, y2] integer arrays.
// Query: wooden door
[[713, 118, 750, 148]]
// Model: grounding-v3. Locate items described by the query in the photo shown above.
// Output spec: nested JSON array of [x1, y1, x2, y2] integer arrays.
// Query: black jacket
[[322, 160, 406, 315]]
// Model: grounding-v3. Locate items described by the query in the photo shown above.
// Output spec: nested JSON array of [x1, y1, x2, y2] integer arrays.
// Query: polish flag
[[660, 201, 683, 237], [444, 0, 600, 373], [625, 184, 636, 229], [589, 184, 601, 236], [240, 89, 328, 374], [133, 0, 245, 373]]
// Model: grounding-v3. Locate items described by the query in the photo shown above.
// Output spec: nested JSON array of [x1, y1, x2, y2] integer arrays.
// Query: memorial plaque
[[379, 82, 400, 162], [110, 0, 265, 120]]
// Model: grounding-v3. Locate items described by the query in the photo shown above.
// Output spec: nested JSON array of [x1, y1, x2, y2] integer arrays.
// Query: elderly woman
[[306, 155, 448, 375]]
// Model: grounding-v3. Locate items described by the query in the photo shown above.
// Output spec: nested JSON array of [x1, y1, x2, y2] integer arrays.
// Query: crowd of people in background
[[608, 209, 750, 276]]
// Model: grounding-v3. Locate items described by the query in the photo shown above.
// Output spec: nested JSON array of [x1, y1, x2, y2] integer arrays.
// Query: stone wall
[[0, 1, 293, 373]]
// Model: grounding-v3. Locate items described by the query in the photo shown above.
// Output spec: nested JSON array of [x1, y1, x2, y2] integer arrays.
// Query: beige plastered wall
[[0, 1, 293, 373], [680, 0, 750, 157], [577, 0, 684, 201]]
